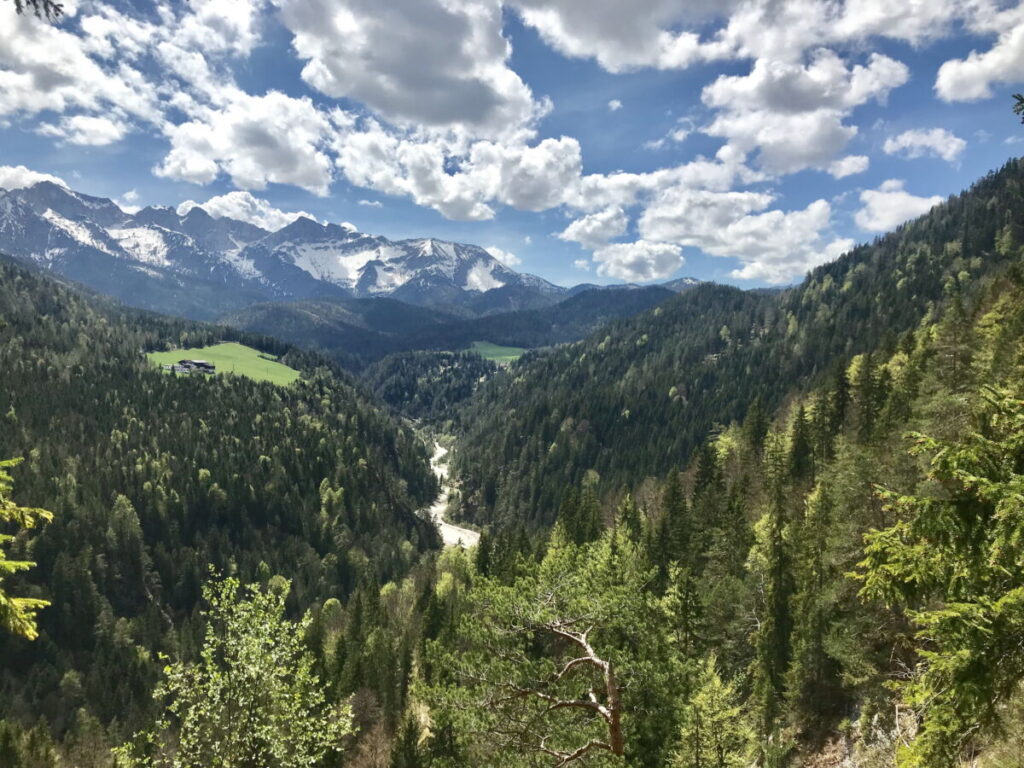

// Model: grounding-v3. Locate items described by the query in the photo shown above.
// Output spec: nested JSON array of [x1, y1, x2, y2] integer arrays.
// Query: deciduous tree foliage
[[116, 575, 352, 767]]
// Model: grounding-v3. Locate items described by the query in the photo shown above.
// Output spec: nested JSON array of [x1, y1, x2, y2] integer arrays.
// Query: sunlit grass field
[[147, 342, 300, 386]]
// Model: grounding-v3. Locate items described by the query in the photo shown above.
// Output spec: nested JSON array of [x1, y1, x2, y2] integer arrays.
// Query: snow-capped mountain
[[0, 181, 565, 320]]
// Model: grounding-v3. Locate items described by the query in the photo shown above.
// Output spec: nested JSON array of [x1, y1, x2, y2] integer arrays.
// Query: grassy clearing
[[147, 342, 300, 386], [468, 340, 527, 364]]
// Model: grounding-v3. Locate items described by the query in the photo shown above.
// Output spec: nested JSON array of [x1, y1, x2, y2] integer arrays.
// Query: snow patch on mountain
[[108, 226, 171, 266], [42, 209, 114, 255], [464, 260, 505, 292], [284, 242, 378, 286]]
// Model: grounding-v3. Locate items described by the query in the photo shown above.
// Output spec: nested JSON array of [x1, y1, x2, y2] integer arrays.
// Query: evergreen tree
[[671, 655, 750, 768], [0, 458, 53, 640], [859, 387, 1024, 767]]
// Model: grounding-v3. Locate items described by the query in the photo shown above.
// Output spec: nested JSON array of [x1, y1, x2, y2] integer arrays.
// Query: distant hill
[[221, 284, 679, 369]]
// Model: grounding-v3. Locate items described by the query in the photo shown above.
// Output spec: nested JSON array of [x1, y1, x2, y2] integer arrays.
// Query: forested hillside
[[363, 351, 498, 422], [223, 286, 676, 371], [416, 247, 1024, 768], [452, 159, 1024, 527], [0, 257, 438, 758]]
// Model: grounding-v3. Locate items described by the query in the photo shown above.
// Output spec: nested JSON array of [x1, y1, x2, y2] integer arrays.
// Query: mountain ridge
[[0, 181, 697, 322]]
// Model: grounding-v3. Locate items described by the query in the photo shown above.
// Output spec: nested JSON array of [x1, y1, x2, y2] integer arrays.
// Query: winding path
[[427, 442, 480, 549]]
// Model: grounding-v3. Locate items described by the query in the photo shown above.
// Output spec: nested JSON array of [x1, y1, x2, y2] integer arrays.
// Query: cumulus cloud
[[643, 118, 692, 150], [639, 187, 851, 283], [573, 258, 591, 271], [855, 179, 943, 232], [485, 245, 522, 266], [332, 123, 584, 220], [156, 91, 334, 194], [117, 188, 141, 214], [0, 0, 994, 288], [275, 0, 545, 140], [0, 164, 67, 190], [508, 0, 728, 72], [935, 15, 1024, 102], [593, 240, 684, 281], [177, 190, 315, 231], [37, 115, 129, 146], [558, 206, 628, 249], [703, 51, 908, 174], [0, 4, 161, 123], [883, 128, 966, 162], [828, 154, 869, 178]]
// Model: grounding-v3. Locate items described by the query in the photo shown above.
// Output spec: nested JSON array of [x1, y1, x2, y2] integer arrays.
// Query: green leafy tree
[[116, 575, 352, 768], [1014, 93, 1024, 123], [671, 655, 750, 768], [0, 458, 53, 640], [859, 387, 1024, 767], [427, 528, 678, 766]]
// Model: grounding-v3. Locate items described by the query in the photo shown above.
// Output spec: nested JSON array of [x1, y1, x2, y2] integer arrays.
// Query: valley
[[0, 1, 1023, 759]]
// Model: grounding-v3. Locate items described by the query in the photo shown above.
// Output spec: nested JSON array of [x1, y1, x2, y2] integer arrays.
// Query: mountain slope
[[451, 158, 1024, 526], [0, 254, 438, 734]]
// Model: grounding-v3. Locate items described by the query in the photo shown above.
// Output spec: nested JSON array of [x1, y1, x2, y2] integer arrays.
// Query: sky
[[0, 0, 1022, 288]]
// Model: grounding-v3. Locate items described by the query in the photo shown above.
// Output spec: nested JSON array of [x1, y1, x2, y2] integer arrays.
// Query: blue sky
[[1, 0, 1022, 287]]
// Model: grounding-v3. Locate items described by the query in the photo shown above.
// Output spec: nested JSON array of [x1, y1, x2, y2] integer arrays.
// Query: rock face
[[0, 181, 565, 319]]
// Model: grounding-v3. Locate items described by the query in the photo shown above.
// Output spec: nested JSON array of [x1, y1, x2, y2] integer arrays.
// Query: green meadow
[[147, 342, 300, 386], [468, 340, 527, 364]]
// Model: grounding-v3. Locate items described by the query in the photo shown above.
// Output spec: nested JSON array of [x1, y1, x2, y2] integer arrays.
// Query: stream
[[426, 442, 480, 549]]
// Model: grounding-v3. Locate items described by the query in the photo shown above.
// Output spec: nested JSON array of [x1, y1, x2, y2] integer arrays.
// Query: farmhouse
[[172, 359, 216, 374]]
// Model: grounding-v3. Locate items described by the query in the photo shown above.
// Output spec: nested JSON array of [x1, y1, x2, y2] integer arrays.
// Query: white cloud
[[177, 190, 315, 231], [855, 179, 943, 232], [275, 0, 546, 140], [828, 154, 869, 178], [702, 51, 908, 174], [608, 99, 622, 111], [935, 16, 1024, 102], [644, 118, 692, 150], [358, 199, 383, 207], [332, 123, 584, 220], [37, 114, 129, 146], [117, 188, 141, 214], [638, 186, 850, 283], [593, 240, 684, 281], [573, 258, 591, 271], [0, 4, 160, 123], [558, 206, 628, 249], [174, 0, 267, 57], [508, 0, 727, 72], [883, 127, 966, 163], [485, 245, 522, 266], [156, 91, 334, 194], [0, 164, 67, 190]]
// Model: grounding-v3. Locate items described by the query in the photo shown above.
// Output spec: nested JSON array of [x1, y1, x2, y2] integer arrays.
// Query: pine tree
[[859, 387, 1024, 767]]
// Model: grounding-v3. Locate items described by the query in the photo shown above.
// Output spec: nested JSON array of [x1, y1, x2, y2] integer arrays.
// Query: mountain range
[[0, 181, 694, 323]]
